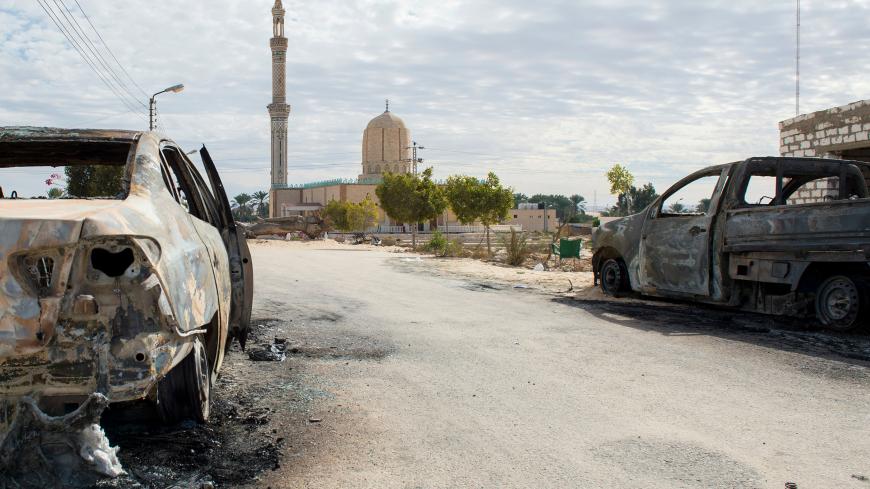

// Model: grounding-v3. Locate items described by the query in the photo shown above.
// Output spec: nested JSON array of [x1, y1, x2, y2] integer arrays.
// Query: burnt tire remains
[[157, 337, 211, 424], [600, 258, 628, 297], [814, 275, 869, 332]]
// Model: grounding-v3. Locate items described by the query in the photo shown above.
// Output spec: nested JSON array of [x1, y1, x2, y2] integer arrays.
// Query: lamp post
[[149, 84, 185, 131]]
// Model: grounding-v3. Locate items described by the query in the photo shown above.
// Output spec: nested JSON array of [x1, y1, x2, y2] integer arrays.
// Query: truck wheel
[[600, 259, 628, 297], [814, 275, 868, 332], [157, 337, 211, 424]]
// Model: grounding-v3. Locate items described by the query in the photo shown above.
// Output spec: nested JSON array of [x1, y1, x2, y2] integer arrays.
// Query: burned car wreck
[[0, 128, 253, 455], [593, 156, 870, 332]]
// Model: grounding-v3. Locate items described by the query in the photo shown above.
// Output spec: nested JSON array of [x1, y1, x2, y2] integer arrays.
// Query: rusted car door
[[199, 146, 254, 348], [638, 167, 730, 296]]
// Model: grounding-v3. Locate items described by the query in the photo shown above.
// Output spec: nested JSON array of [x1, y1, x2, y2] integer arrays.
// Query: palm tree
[[47, 188, 64, 199], [570, 194, 586, 214], [252, 190, 269, 218], [232, 193, 253, 221]]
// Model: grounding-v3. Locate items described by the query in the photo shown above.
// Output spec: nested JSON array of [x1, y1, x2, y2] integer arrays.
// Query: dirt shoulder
[[253, 238, 597, 296]]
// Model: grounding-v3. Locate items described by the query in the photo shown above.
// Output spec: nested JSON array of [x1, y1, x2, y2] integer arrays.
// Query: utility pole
[[149, 83, 184, 131], [796, 0, 800, 117], [406, 141, 425, 175]]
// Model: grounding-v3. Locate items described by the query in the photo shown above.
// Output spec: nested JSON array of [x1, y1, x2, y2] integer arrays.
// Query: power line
[[51, 0, 146, 110], [36, 0, 146, 120], [73, 0, 149, 99]]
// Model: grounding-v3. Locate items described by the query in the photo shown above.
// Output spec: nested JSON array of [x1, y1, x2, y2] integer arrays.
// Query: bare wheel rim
[[602, 261, 621, 292], [193, 338, 210, 420], [818, 277, 859, 324]]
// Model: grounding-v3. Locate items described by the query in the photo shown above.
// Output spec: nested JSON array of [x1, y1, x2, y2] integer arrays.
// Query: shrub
[[471, 244, 489, 260], [499, 229, 530, 266], [445, 238, 465, 257], [425, 230, 448, 256], [381, 236, 397, 246]]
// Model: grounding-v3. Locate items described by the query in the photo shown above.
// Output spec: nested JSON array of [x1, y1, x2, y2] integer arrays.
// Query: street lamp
[[149, 84, 185, 131]]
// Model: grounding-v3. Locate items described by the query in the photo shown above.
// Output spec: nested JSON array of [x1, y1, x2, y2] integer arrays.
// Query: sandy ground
[[256, 238, 596, 295], [101, 239, 870, 489]]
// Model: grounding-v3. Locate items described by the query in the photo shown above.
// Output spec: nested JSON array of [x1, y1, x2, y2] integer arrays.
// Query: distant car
[[592, 156, 870, 332], [0, 127, 253, 430]]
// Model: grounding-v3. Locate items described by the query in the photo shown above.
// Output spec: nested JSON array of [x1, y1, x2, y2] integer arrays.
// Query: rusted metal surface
[[0, 127, 249, 442], [592, 156, 870, 321]]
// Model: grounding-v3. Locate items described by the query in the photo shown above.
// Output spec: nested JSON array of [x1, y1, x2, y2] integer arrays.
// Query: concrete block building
[[779, 99, 870, 203]]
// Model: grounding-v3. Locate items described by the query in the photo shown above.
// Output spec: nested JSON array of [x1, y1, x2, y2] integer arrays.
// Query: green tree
[[513, 193, 528, 208], [606, 164, 635, 215], [570, 194, 586, 214], [445, 172, 513, 256], [630, 183, 659, 212], [667, 201, 687, 214], [46, 187, 64, 199], [608, 183, 658, 217], [232, 193, 253, 221], [696, 198, 711, 214], [323, 199, 350, 231], [346, 196, 379, 231], [376, 167, 447, 249], [528, 194, 573, 221], [606, 164, 634, 196], [64, 165, 125, 198], [252, 190, 269, 218]]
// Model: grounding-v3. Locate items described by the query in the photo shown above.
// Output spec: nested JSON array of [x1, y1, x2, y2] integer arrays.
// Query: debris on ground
[[0, 393, 123, 489], [248, 341, 287, 362]]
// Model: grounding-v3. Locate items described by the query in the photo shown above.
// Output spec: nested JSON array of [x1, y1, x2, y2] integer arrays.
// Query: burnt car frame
[[592, 156, 870, 332], [0, 127, 253, 433]]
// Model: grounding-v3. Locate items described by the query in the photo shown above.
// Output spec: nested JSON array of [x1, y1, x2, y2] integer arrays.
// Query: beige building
[[504, 207, 558, 233]]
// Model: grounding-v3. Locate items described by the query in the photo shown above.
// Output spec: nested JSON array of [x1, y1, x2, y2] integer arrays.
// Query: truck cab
[[593, 157, 870, 331]]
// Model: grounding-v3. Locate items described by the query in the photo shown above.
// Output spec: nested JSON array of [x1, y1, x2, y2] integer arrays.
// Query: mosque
[[268, 102, 427, 230], [265, 0, 445, 230], [265, 1, 556, 233]]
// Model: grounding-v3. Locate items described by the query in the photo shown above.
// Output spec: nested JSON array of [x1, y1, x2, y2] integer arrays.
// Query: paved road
[[243, 242, 870, 488]]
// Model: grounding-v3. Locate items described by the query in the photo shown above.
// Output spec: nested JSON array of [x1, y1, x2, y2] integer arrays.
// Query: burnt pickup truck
[[592, 156, 870, 332]]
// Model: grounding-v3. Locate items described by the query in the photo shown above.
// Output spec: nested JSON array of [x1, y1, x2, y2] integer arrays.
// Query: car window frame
[[159, 142, 217, 226], [653, 167, 726, 219]]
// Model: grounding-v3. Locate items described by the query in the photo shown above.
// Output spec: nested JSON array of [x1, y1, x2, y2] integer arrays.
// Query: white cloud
[[1, 0, 868, 208]]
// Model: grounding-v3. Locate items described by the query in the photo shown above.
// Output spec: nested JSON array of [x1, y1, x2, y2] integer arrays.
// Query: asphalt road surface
[[167, 241, 870, 489]]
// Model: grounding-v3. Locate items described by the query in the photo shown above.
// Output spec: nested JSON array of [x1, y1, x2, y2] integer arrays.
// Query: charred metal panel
[[591, 211, 645, 288], [638, 213, 712, 295], [0, 129, 234, 438], [724, 198, 870, 254], [728, 255, 811, 288]]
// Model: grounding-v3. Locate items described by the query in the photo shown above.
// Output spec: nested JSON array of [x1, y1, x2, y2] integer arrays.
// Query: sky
[[2, 0, 869, 209]]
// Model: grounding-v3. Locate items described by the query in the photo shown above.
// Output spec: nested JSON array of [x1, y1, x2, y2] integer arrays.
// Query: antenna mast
[[796, 0, 800, 116]]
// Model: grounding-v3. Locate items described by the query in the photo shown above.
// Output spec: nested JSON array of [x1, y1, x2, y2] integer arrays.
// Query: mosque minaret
[[268, 0, 290, 189]]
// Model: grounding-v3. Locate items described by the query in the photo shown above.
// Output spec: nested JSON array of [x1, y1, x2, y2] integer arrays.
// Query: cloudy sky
[[2, 0, 869, 207]]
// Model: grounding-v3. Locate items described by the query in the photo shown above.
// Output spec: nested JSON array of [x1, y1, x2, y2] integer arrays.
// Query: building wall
[[504, 208, 558, 233], [270, 188, 302, 217], [779, 99, 870, 158], [778, 99, 870, 203]]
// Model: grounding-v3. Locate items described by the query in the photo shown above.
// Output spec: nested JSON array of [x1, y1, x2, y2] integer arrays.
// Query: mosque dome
[[360, 105, 411, 180], [366, 111, 407, 130]]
